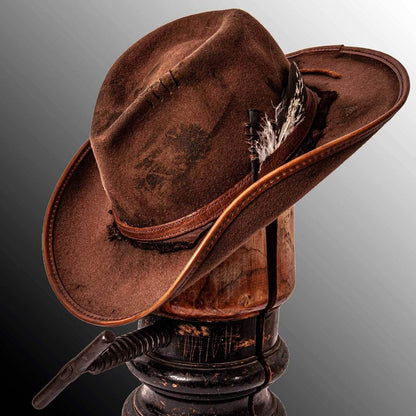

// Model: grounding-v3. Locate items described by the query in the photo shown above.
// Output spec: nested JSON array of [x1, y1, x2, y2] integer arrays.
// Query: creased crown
[[90, 9, 290, 231]]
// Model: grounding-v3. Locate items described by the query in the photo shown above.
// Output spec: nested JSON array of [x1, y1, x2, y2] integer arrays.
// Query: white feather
[[255, 67, 305, 169]]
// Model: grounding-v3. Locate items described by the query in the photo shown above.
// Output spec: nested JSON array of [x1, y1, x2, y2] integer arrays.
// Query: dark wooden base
[[123, 310, 288, 416], [122, 385, 286, 416]]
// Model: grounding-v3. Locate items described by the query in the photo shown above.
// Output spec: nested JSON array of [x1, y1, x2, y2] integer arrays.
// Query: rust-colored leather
[[42, 9, 409, 326]]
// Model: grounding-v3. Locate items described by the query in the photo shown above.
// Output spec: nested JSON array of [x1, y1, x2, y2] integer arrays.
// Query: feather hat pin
[[254, 62, 306, 171]]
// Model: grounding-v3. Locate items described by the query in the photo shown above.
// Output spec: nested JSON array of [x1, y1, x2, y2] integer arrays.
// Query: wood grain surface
[[158, 207, 295, 320]]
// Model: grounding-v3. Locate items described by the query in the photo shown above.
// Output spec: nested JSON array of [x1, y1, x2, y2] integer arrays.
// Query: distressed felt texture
[[91, 9, 289, 228], [43, 10, 409, 326]]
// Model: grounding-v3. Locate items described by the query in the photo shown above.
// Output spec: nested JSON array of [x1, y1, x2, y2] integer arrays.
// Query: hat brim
[[43, 45, 409, 326]]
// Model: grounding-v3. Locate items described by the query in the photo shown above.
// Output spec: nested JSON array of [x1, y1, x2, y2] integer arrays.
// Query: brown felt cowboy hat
[[43, 9, 409, 326]]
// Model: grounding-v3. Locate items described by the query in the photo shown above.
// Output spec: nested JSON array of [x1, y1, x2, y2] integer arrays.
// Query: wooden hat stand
[[124, 207, 295, 416]]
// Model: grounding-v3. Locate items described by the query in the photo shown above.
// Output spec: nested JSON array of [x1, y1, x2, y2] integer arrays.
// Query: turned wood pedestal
[[122, 207, 295, 416]]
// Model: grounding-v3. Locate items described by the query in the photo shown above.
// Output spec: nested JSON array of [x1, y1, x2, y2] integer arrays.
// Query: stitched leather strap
[[114, 87, 318, 242]]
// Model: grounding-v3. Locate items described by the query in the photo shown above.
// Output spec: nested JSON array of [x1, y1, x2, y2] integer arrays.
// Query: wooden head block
[[157, 207, 295, 320]]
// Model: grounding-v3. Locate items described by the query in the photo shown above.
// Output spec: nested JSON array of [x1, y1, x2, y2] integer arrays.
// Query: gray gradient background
[[1, 1, 415, 415]]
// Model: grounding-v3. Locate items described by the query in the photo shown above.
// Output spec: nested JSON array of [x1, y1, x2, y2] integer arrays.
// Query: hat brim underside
[[43, 46, 409, 326]]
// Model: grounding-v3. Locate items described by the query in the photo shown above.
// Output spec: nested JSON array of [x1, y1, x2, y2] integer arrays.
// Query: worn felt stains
[[293, 86, 338, 157], [135, 124, 210, 194], [90, 9, 288, 228]]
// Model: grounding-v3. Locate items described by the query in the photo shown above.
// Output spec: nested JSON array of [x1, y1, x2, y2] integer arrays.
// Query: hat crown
[[90, 9, 289, 229]]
